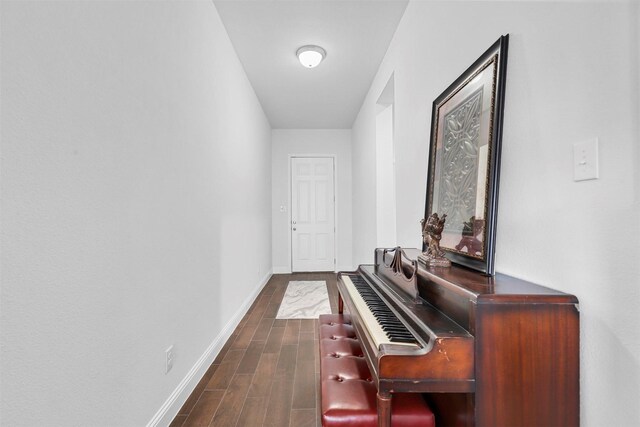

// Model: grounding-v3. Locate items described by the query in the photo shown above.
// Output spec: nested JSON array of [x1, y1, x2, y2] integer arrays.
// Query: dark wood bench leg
[[338, 292, 344, 314], [377, 391, 392, 427]]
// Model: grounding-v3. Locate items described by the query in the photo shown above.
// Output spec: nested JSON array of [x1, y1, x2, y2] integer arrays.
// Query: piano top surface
[[399, 248, 578, 304]]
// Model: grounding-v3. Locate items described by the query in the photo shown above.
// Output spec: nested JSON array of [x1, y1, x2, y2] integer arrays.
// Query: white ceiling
[[213, 0, 409, 129]]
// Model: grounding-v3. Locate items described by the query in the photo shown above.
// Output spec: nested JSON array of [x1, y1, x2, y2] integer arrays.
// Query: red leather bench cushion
[[321, 336, 365, 358], [319, 314, 435, 427], [319, 318, 358, 340]]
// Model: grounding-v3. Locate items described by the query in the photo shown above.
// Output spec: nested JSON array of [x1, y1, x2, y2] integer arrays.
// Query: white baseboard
[[274, 266, 355, 274], [146, 269, 273, 427]]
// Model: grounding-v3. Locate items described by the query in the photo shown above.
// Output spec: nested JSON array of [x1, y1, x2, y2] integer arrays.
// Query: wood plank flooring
[[170, 273, 340, 427]]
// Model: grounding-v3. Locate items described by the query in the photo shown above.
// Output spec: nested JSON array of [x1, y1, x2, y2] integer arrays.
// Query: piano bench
[[319, 314, 435, 427]]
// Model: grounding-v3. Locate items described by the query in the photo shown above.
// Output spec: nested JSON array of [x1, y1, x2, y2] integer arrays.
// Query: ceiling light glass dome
[[296, 45, 326, 68]]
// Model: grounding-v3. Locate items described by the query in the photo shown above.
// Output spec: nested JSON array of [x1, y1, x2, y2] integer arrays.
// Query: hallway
[[3, 2, 639, 426], [170, 273, 340, 427]]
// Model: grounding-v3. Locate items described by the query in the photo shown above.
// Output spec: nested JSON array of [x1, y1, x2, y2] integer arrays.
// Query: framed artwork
[[424, 35, 509, 275]]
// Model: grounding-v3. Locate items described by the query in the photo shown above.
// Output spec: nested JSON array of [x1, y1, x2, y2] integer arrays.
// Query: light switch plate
[[573, 138, 599, 181]]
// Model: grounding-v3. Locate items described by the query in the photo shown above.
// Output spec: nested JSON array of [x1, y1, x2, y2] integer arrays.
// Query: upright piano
[[337, 247, 579, 427]]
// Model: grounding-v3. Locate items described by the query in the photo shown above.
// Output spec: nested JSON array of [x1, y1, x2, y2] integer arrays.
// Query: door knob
[[293, 228, 297, 231]]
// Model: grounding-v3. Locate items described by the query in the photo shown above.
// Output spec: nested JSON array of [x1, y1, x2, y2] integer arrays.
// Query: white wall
[[0, 1, 272, 426], [375, 104, 397, 247], [352, 1, 639, 426], [272, 129, 352, 272]]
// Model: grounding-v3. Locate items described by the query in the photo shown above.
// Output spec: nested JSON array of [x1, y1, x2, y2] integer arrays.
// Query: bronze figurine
[[419, 213, 451, 267]]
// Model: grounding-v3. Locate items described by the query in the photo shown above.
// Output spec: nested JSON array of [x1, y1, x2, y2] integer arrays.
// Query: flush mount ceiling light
[[296, 45, 326, 68]]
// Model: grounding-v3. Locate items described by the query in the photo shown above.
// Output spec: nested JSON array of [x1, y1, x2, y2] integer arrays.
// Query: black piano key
[[390, 337, 416, 343], [381, 323, 405, 329], [379, 319, 404, 325], [383, 327, 407, 333], [389, 333, 413, 340], [391, 334, 415, 340], [378, 317, 404, 324], [385, 328, 412, 335]]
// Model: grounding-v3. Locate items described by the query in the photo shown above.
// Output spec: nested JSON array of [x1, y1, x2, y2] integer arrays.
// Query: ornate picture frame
[[424, 35, 509, 275]]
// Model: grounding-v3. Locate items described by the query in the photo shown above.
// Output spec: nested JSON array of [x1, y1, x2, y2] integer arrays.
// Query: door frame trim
[[288, 155, 338, 272]]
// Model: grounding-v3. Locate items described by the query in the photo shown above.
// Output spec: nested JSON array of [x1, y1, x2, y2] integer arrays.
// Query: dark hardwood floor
[[170, 273, 340, 427]]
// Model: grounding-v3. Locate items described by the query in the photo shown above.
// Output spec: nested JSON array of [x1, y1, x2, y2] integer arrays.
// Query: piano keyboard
[[341, 273, 419, 349]]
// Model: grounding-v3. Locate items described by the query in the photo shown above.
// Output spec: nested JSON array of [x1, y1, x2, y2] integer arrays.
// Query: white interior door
[[291, 157, 335, 272]]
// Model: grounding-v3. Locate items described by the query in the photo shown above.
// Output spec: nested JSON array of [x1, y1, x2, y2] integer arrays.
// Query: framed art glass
[[424, 35, 509, 275]]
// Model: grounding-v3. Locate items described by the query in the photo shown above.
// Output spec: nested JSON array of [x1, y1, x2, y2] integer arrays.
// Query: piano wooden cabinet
[[336, 247, 579, 427]]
